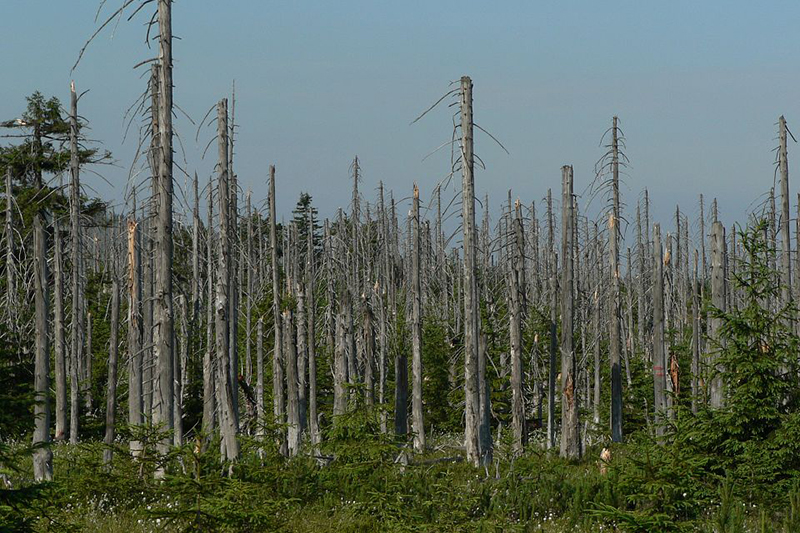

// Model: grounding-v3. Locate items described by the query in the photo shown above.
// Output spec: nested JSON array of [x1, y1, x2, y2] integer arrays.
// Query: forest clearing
[[2, 2, 800, 532]]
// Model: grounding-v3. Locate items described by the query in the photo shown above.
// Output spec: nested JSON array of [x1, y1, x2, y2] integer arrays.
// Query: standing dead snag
[[460, 76, 484, 466], [652, 224, 666, 437], [411, 183, 425, 453], [54, 219, 67, 441], [216, 98, 240, 463], [128, 208, 144, 455], [69, 82, 83, 445], [269, 165, 286, 455], [709, 221, 726, 408], [608, 117, 624, 443], [152, 0, 176, 469], [104, 257, 121, 465], [33, 214, 52, 481], [510, 199, 526, 454], [779, 116, 792, 312], [560, 165, 580, 459]]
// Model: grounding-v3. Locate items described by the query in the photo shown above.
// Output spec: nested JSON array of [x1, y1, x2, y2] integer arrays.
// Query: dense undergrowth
[[4, 219, 800, 531]]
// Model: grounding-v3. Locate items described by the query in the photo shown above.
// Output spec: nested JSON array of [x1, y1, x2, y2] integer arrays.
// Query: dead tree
[[411, 183, 425, 453], [560, 165, 580, 459], [128, 207, 144, 454], [306, 207, 320, 446], [33, 214, 52, 481], [779, 116, 792, 310], [104, 259, 121, 465], [608, 117, 623, 443], [652, 224, 666, 437], [215, 98, 240, 463], [709, 221, 726, 408], [202, 176, 216, 437], [460, 76, 483, 466], [510, 199, 526, 454], [152, 0, 176, 466], [269, 165, 286, 455], [54, 219, 67, 441], [69, 82, 83, 445]]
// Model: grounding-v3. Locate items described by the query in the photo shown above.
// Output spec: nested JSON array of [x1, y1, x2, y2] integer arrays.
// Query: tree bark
[[652, 224, 667, 438], [560, 165, 580, 459], [411, 183, 425, 453], [269, 165, 286, 455], [215, 98, 240, 463], [69, 82, 83, 445], [127, 210, 144, 454], [104, 267, 120, 465], [54, 220, 67, 441], [153, 0, 175, 470], [33, 214, 52, 481]]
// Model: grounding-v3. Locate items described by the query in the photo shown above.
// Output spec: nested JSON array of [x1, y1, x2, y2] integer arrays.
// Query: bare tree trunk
[[85, 314, 93, 412], [54, 220, 67, 441], [652, 224, 667, 438], [709, 221, 726, 408], [307, 208, 320, 446], [33, 214, 52, 481], [174, 295, 186, 446], [779, 116, 792, 310], [4, 168, 14, 331], [560, 165, 580, 459], [216, 99, 239, 464], [691, 250, 700, 413], [153, 0, 175, 469], [334, 300, 349, 417], [269, 165, 286, 455], [609, 118, 623, 443], [285, 308, 300, 455], [411, 184, 425, 453], [256, 317, 264, 434], [202, 178, 216, 437], [460, 76, 482, 466], [104, 265, 120, 465], [128, 208, 144, 454], [510, 199, 525, 455], [546, 189, 557, 450], [69, 82, 83, 445], [246, 192, 254, 385]]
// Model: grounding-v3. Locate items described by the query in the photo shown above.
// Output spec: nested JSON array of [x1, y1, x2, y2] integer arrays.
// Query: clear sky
[[2, 1, 798, 238]]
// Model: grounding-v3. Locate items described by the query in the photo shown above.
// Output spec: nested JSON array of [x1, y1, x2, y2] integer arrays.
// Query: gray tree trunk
[[411, 184, 425, 453], [269, 165, 286, 455], [69, 82, 83, 445], [510, 199, 525, 455], [560, 165, 580, 459], [609, 118, 623, 443], [779, 116, 792, 309], [33, 214, 53, 481], [652, 224, 667, 438], [203, 176, 217, 438], [460, 76, 482, 466], [104, 265, 121, 465], [54, 220, 67, 441], [215, 99, 240, 463], [128, 209, 144, 454], [709, 221, 726, 408], [285, 308, 300, 455], [153, 0, 175, 469]]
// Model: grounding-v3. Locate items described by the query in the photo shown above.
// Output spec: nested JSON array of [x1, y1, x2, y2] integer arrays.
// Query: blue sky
[[2, 1, 798, 237]]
